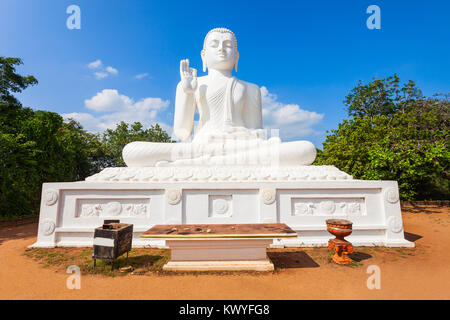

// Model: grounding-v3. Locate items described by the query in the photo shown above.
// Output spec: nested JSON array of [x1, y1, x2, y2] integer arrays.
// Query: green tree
[[0, 133, 39, 216], [316, 76, 449, 200], [0, 56, 176, 218], [344, 74, 423, 119], [0, 57, 38, 133], [101, 121, 174, 167], [0, 57, 106, 217]]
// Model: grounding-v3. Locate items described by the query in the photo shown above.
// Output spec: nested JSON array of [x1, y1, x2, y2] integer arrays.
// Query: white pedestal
[[163, 239, 274, 271], [32, 166, 414, 248]]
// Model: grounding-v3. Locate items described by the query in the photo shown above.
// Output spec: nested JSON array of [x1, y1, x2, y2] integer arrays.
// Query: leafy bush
[[316, 75, 449, 200]]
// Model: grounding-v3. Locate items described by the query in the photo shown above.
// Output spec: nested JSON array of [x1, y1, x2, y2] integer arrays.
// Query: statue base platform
[[31, 166, 414, 248], [163, 260, 274, 272], [163, 239, 275, 272]]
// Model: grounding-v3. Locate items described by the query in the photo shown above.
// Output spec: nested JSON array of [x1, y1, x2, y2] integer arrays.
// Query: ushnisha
[[123, 28, 316, 167]]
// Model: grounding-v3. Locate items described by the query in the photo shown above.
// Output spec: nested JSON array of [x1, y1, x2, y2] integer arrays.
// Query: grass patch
[[24, 245, 413, 276], [345, 261, 363, 267], [25, 247, 170, 277], [24, 248, 274, 277]]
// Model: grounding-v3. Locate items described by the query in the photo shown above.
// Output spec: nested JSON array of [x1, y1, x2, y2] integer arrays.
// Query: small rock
[[206, 229, 212, 233], [120, 266, 134, 273]]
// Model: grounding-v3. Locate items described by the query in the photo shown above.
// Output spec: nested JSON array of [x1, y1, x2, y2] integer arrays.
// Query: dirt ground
[[0, 205, 449, 300]]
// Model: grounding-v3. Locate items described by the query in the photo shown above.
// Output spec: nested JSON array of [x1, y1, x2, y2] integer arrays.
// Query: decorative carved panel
[[76, 199, 149, 218], [209, 195, 233, 218], [291, 198, 366, 216]]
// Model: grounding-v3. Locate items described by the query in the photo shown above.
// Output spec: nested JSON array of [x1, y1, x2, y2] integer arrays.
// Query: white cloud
[[261, 86, 323, 140], [63, 89, 171, 132], [94, 72, 109, 79], [134, 73, 149, 80], [63, 86, 322, 141], [88, 60, 102, 69], [85, 89, 132, 112], [87, 60, 118, 79], [106, 66, 118, 75]]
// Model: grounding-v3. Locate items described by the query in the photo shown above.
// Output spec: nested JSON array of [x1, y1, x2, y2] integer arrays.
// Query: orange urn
[[326, 219, 354, 265], [326, 219, 353, 240]]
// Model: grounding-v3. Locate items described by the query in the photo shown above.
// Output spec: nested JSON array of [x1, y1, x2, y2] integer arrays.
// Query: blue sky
[[1, 0, 449, 148]]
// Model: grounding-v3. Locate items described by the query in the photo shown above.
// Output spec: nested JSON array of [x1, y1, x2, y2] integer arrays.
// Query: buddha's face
[[202, 31, 238, 72]]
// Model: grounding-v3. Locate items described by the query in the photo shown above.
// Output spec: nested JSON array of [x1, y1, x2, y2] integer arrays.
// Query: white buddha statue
[[123, 28, 317, 167]]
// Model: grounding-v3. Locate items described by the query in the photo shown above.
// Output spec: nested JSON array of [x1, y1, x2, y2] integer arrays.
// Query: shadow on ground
[[268, 251, 320, 269], [348, 251, 372, 262], [404, 232, 423, 242], [0, 223, 37, 246], [402, 205, 447, 214]]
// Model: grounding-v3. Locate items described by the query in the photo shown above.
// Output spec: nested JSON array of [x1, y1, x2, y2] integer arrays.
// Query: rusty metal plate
[[141, 223, 297, 239]]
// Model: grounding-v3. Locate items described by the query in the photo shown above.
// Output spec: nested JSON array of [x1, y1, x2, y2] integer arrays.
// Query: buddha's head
[[201, 28, 239, 73]]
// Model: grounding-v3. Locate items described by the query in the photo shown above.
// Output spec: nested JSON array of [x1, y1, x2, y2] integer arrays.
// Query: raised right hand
[[180, 59, 197, 94]]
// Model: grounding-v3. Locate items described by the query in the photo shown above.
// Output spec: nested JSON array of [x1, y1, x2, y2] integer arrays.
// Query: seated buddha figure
[[122, 28, 317, 167]]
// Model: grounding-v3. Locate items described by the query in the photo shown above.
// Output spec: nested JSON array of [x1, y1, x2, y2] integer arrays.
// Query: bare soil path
[[0, 205, 448, 300]]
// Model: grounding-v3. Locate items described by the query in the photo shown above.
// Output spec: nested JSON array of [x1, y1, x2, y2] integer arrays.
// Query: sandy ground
[[0, 205, 449, 300]]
